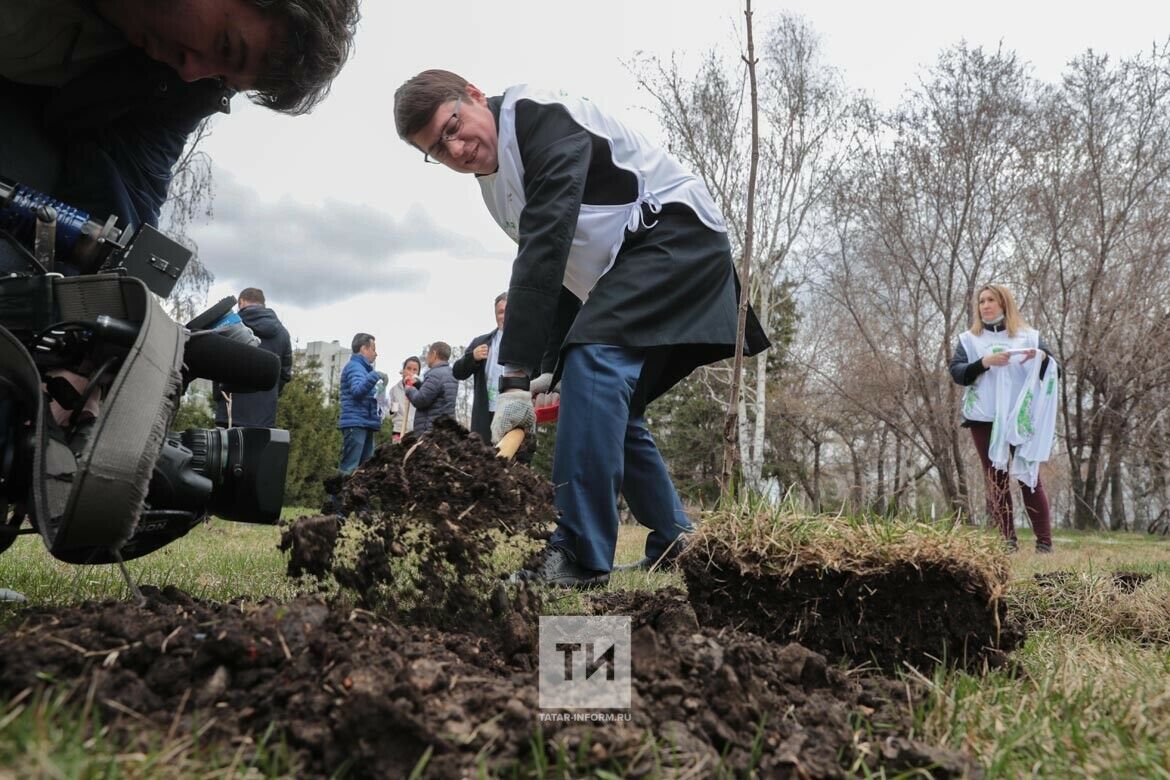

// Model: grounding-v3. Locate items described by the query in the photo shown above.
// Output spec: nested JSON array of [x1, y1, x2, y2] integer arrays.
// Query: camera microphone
[[183, 332, 280, 392]]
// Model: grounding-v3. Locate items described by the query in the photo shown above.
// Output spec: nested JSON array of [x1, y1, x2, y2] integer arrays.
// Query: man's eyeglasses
[[423, 96, 463, 164]]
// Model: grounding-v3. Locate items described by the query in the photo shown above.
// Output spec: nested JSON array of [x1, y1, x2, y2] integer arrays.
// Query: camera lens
[[179, 427, 289, 524]]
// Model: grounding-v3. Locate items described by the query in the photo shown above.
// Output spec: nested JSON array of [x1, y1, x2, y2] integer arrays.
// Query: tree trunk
[[720, 0, 759, 491], [744, 293, 772, 490], [1109, 457, 1126, 531]]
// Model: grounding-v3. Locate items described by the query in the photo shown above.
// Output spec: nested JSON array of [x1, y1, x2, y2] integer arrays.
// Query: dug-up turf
[[681, 527, 1022, 673], [0, 586, 978, 778], [280, 418, 555, 627]]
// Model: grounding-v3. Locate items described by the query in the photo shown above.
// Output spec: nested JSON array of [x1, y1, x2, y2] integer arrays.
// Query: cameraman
[[0, 0, 361, 271]]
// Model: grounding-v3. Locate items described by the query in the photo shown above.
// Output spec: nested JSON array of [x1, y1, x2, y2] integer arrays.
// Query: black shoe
[[1006, 539, 1020, 553], [1035, 542, 1054, 554], [510, 547, 609, 589]]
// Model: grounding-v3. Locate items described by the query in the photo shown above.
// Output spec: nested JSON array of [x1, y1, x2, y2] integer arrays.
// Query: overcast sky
[[188, 0, 1168, 368]]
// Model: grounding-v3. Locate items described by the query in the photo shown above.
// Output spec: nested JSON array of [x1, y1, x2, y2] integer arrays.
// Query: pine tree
[[276, 357, 342, 507]]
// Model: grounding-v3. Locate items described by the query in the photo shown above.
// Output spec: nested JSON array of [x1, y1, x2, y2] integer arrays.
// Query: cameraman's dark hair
[[394, 69, 470, 139], [494, 291, 508, 307], [429, 341, 451, 361], [402, 356, 421, 370], [238, 287, 266, 305], [248, 0, 361, 115], [351, 333, 375, 353]]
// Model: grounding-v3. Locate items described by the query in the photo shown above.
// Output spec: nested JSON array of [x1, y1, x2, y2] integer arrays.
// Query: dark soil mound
[[280, 418, 555, 626], [584, 589, 978, 777], [1112, 571, 1151, 593], [683, 559, 1022, 672], [0, 587, 978, 778]]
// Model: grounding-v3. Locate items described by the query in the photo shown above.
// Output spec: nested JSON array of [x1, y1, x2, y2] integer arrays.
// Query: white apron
[[959, 328, 1058, 488], [478, 85, 726, 302]]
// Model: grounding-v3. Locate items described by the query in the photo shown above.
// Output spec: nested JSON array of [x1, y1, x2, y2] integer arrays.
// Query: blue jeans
[[549, 344, 692, 572], [339, 427, 377, 475]]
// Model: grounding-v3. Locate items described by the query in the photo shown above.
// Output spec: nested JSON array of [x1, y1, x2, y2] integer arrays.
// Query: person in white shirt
[[949, 283, 1058, 553], [389, 356, 421, 443]]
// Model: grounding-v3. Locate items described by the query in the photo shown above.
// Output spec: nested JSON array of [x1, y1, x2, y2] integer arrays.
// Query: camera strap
[[32, 274, 187, 564]]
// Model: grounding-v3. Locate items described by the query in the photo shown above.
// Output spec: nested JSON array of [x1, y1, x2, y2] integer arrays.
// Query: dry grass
[[1006, 570, 1170, 644], [916, 633, 1170, 778], [684, 495, 1010, 592]]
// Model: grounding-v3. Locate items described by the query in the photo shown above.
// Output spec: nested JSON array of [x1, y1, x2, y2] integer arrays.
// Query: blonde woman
[[949, 284, 1058, 552]]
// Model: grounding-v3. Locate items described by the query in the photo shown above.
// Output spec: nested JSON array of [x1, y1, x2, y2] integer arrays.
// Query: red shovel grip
[[535, 399, 559, 424]]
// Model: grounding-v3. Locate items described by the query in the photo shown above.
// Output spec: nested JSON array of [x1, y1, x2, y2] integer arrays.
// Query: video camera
[[0, 174, 289, 566]]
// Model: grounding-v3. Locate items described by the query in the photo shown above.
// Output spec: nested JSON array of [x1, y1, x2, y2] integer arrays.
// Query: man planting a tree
[[393, 70, 769, 587]]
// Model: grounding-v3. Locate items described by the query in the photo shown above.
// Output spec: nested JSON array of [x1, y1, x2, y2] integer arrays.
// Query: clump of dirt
[[0, 587, 978, 778], [584, 589, 978, 777], [280, 418, 555, 626], [281, 514, 339, 578], [683, 558, 1021, 672], [680, 512, 1020, 673], [1112, 571, 1151, 593]]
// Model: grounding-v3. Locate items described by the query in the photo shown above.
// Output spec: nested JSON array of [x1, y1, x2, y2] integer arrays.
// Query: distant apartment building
[[295, 340, 351, 403], [186, 377, 214, 404]]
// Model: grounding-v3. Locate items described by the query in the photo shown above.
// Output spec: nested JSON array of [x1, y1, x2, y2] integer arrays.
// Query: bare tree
[[632, 12, 851, 490], [1016, 44, 1170, 529], [721, 0, 761, 488], [816, 43, 1033, 515], [160, 119, 216, 322]]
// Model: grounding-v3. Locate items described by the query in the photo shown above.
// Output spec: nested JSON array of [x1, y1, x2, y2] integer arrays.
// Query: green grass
[[912, 525, 1170, 778], [0, 685, 301, 779], [3, 511, 1170, 778], [0, 507, 317, 606]]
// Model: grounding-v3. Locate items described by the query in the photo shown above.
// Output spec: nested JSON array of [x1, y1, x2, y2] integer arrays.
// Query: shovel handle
[[496, 428, 525, 459]]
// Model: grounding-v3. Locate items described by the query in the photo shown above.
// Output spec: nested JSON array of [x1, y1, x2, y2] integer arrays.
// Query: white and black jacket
[[480, 86, 768, 403]]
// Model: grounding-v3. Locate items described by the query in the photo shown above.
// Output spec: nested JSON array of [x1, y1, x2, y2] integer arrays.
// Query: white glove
[[491, 388, 536, 444], [529, 372, 557, 394]]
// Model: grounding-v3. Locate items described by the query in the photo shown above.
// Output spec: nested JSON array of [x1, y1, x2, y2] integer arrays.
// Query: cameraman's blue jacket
[[339, 353, 382, 430]]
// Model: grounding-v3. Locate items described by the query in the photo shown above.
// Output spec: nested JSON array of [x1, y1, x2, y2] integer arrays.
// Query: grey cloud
[[186, 173, 490, 307]]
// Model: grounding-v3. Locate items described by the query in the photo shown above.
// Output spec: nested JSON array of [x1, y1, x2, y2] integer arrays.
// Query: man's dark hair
[[238, 287, 266, 305], [351, 332, 375, 353], [394, 69, 470, 139], [429, 341, 452, 361], [494, 291, 507, 307], [402, 356, 421, 370], [249, 0, 362, 115]]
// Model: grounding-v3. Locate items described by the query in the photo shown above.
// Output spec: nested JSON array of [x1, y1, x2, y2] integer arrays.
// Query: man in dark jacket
[[338, 333, 387, 475], [452, 292, 507, 442], [1, 0, 360, 271], [213, 287, 292, 428], [394, 71, 770, 587], [406, 341, 458, 434]]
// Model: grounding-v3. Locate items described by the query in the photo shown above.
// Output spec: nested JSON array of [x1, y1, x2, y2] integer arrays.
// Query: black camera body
[[1, 175, 290, 564]]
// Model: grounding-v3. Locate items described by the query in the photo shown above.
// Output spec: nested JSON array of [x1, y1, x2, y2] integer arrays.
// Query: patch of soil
[[280, 418, 555, 626], [683, 558, 1022, 672], [1033, 570, 1074, 589], [1112, 571, 1151, 593], [0, 587, 979, 778], [1034, 569, 1152, 594], [281, 514, 339, 578]]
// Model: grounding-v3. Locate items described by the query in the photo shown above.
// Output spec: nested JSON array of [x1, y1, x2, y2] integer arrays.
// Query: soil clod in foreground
[[280, 418, 555, 625], [0, 586, 979, 778]]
